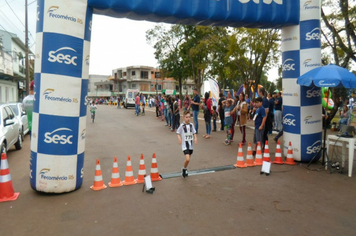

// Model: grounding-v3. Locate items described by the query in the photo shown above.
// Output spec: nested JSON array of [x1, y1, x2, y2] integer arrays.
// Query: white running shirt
[[176, 122, 196, 151]]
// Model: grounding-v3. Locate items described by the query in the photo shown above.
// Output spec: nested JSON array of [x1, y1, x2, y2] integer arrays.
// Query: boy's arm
[[259, 116, 267, 130], [194, 133, 197, 145], [177, 134, 182, 145]]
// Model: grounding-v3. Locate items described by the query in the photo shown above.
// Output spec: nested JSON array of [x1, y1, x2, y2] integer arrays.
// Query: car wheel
[[0, 143, 6, 156], [15, 133, 23, 150]]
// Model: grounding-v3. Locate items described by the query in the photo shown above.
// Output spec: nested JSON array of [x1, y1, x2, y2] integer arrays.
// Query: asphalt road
[[1, 105, 356, 236]]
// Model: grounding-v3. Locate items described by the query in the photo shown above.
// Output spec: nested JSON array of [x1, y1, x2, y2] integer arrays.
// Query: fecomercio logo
[[303, 0, 319, 10], [283, 113, 296, 126], [306, 140, 321, 154], [39, 168, 50, 175], [282, 59, 295, 71], [306, 27, 320, 41], [306, 87, 321, 98], [85, 55, 90, 66], [317, 80, 336, 87], [44, 128, 73, 145], [238, 0, 283, 4], [47, 6, 82, 24], [43, 88, 54, 95], [48, 47, 78, 66], [304, 116, 321, 125], [303, 59, 320, 68], [39, 168, 70, 181], [81, 129, 86, 140], [43, 88, 77, 103]]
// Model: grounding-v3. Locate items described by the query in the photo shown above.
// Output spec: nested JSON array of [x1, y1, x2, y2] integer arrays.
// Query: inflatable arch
[[32, 0, 322, 193]]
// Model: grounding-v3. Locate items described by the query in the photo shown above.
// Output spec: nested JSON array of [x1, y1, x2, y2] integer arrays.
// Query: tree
[[321, 0, 356, 119], [226, 28, 280, 98], [146, 24, 188, 101]]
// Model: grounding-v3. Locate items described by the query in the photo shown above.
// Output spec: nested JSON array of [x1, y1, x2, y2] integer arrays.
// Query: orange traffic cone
[[273, 140, 284, 164], [246, 142, 255, 167], [123, 155, 137, 185], [234, 143, 247, 168], [90, 159, 107, 191], [285, 142, 296, 165], [254, 142, 263, 166], [0, 153, 20, 202], [135, 154, 146, 184], [108, 156, 123, 187], [263, 141, 271, 162], [150, 153, 162, 181]]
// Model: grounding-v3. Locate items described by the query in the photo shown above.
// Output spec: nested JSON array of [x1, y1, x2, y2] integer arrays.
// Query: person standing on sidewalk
[[202, 92, 212, 139], [191, 88, 201, 134], [232, 92, 248, 145], [22, 80, 35, 137], [258, 87, 269, 149], [274, 91, 283, 132], [218, 92, 226, 131]]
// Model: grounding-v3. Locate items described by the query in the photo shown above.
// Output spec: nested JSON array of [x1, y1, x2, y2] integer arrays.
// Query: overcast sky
[[1, 0, 280, 80]]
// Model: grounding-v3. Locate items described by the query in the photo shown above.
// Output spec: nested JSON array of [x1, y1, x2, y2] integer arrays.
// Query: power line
[[5, 0, 25, 28]]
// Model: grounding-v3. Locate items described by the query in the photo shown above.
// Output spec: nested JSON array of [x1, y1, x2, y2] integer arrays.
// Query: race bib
[[225, 111, 231, 117], [184, 133, 194, 141]]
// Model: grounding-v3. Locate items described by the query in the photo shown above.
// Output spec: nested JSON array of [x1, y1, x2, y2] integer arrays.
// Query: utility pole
[[25, 0, 30, 95]]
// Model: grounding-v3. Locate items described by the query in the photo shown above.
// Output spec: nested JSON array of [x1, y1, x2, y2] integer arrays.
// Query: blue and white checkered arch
[[281, 0, 322, 162], [32, 0, 321, 193], [31, 0, 92, 193]]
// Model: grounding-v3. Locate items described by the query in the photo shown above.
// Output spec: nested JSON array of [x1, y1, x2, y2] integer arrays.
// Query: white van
[[124, 89, 139, 108]]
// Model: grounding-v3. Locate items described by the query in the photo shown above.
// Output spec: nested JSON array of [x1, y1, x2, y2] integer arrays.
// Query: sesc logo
[[306, 27, 320, 41], [306, 87, 321, 98], [317, 80, 336, 87], [238, 0, 283, 4], [283, 113, 296, 126], [48, 47, 78, 66], [282, 59, 295, 71], [44, 128, 73, 145], [306, 140, 321, 154]]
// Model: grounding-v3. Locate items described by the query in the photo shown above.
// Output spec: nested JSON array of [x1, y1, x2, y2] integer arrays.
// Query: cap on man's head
[[30, 80, 34, 90]]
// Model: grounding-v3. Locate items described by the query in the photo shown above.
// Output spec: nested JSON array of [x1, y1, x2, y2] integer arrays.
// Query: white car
[[8, 103, 29, 139], [124, 89, 139, 108], [0, 104, 22, 156]]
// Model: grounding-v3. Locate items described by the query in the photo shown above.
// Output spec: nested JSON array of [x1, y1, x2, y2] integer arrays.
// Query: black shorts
[[183, 149, 193, 155]]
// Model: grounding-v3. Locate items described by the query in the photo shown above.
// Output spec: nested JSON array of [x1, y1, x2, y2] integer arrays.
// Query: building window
[[155, 72, 161, 78], [123, 72, 127, 76], [176, 85, 179, 90], [132, 71, 135, 76], [141, 71, 148, 79], [13, 50, 17, 62], [183, 85, 187, 89], [132, 84, 136, 88], [156, 84, 162, 90]]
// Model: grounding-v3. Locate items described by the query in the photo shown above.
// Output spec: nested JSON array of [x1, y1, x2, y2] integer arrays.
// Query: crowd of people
[[130, 87, 284, 157]]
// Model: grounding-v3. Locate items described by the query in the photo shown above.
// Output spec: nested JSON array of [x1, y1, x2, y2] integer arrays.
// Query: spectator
[[202, 92, 212, 139], [191, 88, 201, 134], [274, 91, 283, 132], [218, 92, 226, 131]]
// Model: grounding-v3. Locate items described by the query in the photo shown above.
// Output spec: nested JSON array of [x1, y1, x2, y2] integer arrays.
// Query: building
[[0, 30, 31, 102], [88, 65, 196, 99]]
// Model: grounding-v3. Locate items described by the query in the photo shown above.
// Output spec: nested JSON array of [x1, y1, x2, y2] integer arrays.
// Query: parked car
[[124, 89, 139, 108], [8, 102, 29, 139], [0, 104, 22, 156]]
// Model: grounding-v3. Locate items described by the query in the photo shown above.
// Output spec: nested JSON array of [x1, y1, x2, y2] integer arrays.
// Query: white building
[[0, 30, 31, 102]]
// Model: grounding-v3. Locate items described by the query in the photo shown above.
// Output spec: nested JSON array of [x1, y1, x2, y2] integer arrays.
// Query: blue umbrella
[[297, 64, 356, 88]]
